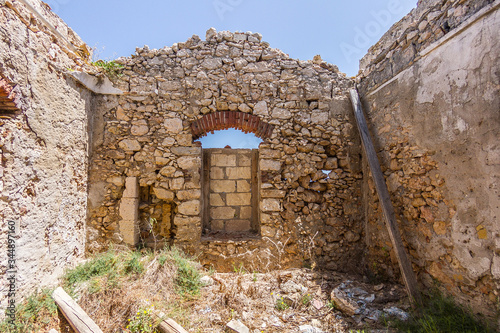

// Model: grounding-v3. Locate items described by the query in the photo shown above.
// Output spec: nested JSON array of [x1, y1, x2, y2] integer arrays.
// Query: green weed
[[63, 249, 146, 296], [91, 59, 123, 81], [0, 289, 57, 333], [275, 295, 289, 311], [326, 300, 337, 309], [301, 293, 313, 306], [165, 247, 201, 297], [64, 250, 118, 289], [232, 262, 247, 274], [387, 289, 495, 333], [126, 305, 158, 333], [158, 253, 167, 266], [125, 252, 145, 275]]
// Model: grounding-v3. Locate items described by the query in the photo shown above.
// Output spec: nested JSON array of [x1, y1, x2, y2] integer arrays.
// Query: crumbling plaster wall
[[87, 29, 365, 272], [358, 0, 500, 319], [0, 0, 92, 308]]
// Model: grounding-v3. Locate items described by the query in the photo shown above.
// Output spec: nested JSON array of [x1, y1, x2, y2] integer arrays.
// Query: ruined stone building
[[0, 0, 499, 326]]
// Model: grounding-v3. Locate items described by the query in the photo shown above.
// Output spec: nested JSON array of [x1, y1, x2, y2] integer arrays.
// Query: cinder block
[[226, 167, 251, 179], [210, 167, 225, 179], [226, 220, 251, 232], [237, 153, 252, 166], [211, 206, 236, 219], [210, 193, 226, 206], [210, 180, 236, 193], [240, 206, 252, 219], [237, 180, 251, 192], [211, 220, 225, 231], [211, 153, 236, 167], [227, 193, 252, 206]]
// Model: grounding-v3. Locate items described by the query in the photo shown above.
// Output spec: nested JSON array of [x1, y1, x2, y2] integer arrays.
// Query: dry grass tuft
[[68, 247, 200, 332]]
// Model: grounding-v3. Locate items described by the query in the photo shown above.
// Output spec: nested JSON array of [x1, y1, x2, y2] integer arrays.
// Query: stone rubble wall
[[358, 0, 495, 90], [358, 0, 500, 321], [87, 28, 365, 272], [0, 0, 92, 309], [3, 0, 498, 323]]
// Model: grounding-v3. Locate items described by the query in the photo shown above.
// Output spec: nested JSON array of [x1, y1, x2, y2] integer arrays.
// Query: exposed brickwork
[[0, 76, 19, 112], [191, 111, 274, 140]]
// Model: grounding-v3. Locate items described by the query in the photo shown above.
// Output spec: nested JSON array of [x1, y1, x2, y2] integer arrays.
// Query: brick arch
[[190, 111, 274, 140]]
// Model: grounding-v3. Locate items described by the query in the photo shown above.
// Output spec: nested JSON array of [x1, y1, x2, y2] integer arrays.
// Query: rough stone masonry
[[86, 28, 365, 274], [0, 0, 499, 326]]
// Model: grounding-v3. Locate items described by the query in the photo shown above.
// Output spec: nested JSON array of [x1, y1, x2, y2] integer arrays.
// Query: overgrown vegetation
[[385, 289, 495, 333], [91, 59, 124, 81], [2, 250, 497, 332], [168, 247, 202, 297], [63, 248, 145, 295], [0, 289, 57, 333], [0, 246, 203, 332]]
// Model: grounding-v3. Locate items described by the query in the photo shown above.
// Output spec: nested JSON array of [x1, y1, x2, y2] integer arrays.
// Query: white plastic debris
[[383, 306, 410, 321]]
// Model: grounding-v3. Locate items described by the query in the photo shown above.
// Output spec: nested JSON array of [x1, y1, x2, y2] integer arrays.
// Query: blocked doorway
[[202, 148, 259, 237]]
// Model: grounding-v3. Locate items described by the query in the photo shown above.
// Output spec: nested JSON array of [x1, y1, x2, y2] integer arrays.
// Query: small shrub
[[275, 296, 289, 311], [64, 250, 117, 289], [158, 254, 167, 267], [88, 279, 101, 294], [166, 247, 201, 296], [175, 259, 201, 296], [125, 252, 145, 275], [106, 270, 120, 289], [301, 293, 313, 306], [92, 60, 123, 81], [326, 300, 337, 309], [126, 306, 158, 333]]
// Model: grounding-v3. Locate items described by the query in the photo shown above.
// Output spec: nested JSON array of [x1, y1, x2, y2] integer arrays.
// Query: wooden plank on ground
[[349, 88, 421, 306], [154, 312, 189, 333], [52, 287, 103, 333]]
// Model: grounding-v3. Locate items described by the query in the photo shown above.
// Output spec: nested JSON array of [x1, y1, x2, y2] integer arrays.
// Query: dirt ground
[[186, 268, 410, 332]]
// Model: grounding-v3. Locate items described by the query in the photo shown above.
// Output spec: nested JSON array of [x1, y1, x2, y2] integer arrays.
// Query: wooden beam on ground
[[349, 88, 421, 306], [52, 287, 103, 333], [154, 312, 189, 333]]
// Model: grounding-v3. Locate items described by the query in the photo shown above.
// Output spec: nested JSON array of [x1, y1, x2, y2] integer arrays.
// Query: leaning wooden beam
[[154, 311, 189, 333], [52, 287, 103, 333], [349, 88, 421, 306]]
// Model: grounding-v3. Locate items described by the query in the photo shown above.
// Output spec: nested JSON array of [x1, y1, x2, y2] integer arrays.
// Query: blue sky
[[48, 0, 416, 147]]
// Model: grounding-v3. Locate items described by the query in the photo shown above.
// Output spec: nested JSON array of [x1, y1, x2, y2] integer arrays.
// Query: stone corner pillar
[[119, 176, 139, 246]]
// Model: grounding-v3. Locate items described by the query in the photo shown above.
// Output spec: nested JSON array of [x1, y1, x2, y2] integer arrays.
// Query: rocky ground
[[188, 268, 410, 332]]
